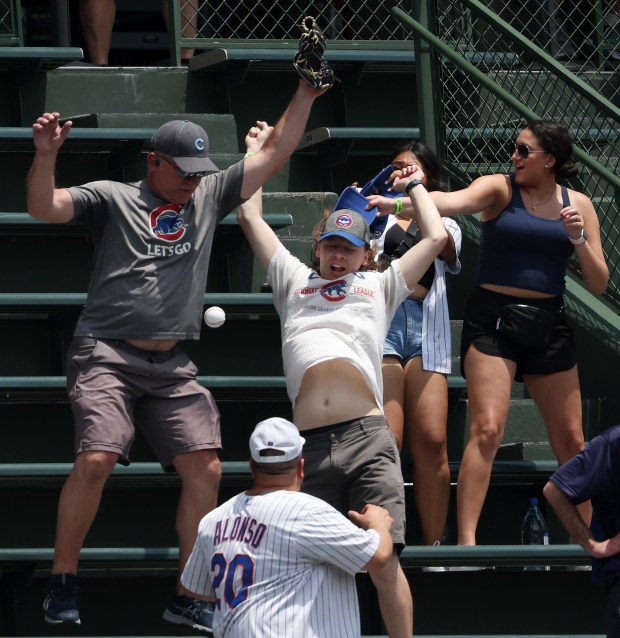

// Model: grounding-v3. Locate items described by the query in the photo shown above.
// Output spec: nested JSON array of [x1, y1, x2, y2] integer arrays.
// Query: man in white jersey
[[181, 417, 394, 637]]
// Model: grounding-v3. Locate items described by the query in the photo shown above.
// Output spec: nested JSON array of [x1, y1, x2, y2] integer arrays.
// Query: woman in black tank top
[[383, 121, 608, 548]]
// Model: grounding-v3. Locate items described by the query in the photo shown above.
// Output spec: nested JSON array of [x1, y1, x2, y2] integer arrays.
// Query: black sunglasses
[[513, 143, 547, 160], [158, 155, 208, 179]]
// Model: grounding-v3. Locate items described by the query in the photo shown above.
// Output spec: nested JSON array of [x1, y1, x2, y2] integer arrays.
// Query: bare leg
[[173, 449, 221, 596], [51, 451, 119, 574], [457, 346, 515, 545], [525, 366, 591, 525], [369, 551, 413, 638], [382, 356, 406, 451], [79, 0, 116, 65], [162, 0, 199, 59], [404, 358, 450, 545]]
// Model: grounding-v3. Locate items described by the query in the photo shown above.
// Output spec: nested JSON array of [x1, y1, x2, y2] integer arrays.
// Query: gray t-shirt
[[68, 161, 244, 340]]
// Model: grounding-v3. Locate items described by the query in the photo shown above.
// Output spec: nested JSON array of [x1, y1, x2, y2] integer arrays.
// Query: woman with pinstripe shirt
[[366, 141, 462, 548]]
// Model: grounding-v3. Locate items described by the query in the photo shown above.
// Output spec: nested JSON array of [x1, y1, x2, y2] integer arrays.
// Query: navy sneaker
[[163, 595, 214, 633], [42, 573, 81, 624]]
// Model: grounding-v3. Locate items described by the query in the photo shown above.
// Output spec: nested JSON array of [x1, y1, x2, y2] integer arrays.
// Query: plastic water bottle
[[521, 497, 549, 570]]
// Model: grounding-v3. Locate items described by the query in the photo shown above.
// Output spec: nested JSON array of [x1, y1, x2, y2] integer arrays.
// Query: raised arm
[[27, 112, 76, 223], [236, 122, 281, 271], [367, 173, 509, 221], [240, 80, 327, 199], [390, 166, 448, 290]]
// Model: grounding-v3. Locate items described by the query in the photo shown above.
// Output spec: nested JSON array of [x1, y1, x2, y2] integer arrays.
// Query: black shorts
[[460, 287, 576, 382]]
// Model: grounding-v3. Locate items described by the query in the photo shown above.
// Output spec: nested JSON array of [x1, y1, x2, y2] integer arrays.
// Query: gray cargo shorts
[[300, 415, 406, 548], [67, 337, 221, 470]]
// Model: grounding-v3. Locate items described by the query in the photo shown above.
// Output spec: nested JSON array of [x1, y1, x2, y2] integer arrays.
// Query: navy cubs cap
[[149, 120, 218, 174], [320, 209, 371, 247], [250, 417, 305, 463]]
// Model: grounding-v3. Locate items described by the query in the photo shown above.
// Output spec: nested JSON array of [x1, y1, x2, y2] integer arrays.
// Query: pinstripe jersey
[[181, 489, 379, 637], [377, 216, 462, 373]]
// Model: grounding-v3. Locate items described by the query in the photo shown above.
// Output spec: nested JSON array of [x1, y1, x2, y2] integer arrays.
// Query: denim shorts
[[66, 337, 221, 470], [383, 298, 423, 365]]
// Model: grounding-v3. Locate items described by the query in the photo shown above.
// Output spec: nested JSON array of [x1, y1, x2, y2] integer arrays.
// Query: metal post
[[168, 0, 182, 66], [414, 0, 445, 161], [51, 0, 71, 47]]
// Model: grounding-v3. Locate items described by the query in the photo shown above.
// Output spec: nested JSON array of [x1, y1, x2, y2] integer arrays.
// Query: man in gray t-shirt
[[27, 79, 328, 631]]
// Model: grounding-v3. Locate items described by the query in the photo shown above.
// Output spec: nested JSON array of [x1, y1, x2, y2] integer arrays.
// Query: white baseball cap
[[249, 417, 305, 463]]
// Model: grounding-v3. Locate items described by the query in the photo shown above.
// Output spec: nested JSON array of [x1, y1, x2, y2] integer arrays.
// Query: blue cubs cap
[[320, 209, 371, 247], [334, 187, 378, 225], [149, 120, 218, 174]]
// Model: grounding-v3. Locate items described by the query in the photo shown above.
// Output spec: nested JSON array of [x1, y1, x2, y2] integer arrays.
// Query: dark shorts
[[67, 337, 221, 470], [300, 415, 406, 548], [460, 287, 576, 383]]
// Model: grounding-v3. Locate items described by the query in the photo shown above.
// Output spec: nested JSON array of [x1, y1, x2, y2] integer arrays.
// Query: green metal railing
[[167, 0, 417, 64], [0, 0, 21, 45], [396, 1, 620, 308]]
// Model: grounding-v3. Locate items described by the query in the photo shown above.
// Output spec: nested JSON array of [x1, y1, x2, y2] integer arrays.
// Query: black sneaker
[[163, 595, 214, 633], [42, 573, 81, 624]]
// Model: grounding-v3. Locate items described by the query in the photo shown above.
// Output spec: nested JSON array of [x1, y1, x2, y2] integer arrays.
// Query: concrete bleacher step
[[0, 456, 559, 549], [0, 543, 601, 635], [0, 209, 291, 292]]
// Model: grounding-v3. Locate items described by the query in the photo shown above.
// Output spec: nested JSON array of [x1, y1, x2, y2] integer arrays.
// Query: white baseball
[[204, 306, 226, 328]]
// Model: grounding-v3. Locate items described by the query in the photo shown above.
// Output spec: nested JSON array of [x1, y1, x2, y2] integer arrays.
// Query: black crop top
[[382, 221, 436, 290]]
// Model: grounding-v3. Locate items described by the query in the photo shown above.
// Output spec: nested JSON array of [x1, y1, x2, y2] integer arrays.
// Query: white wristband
[[569, 229, 586, 245]]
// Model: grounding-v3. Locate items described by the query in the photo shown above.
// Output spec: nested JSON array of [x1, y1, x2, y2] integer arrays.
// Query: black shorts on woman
[[460, 286, 576, 382]]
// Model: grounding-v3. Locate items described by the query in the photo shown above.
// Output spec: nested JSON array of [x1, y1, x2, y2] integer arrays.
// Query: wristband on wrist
[[405, 179, 424, 195], [394, 198, 403, 214], [569, 229, 586, 245], [244, 151, 255, 158]]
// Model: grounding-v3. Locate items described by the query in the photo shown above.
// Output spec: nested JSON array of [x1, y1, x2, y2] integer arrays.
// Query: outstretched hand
[[366, 194, 400, 217], [245, 120, 273, 155], [32, 112, 72, 155]]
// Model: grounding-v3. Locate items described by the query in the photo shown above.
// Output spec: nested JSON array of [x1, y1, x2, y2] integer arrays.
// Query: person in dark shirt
[[544, 424, 620, 638]]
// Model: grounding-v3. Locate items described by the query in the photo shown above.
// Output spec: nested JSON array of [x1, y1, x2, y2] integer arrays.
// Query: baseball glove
[[294, 16, 336, 90]]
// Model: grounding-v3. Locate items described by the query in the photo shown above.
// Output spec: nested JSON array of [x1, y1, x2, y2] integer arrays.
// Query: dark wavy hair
[[524, 120, 579, 181], [387, 140, 447, 192]]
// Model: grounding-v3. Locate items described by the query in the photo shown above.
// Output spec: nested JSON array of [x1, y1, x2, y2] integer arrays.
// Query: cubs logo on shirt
[[150, 204, 187, 242], [320, 279, 348, 302]]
